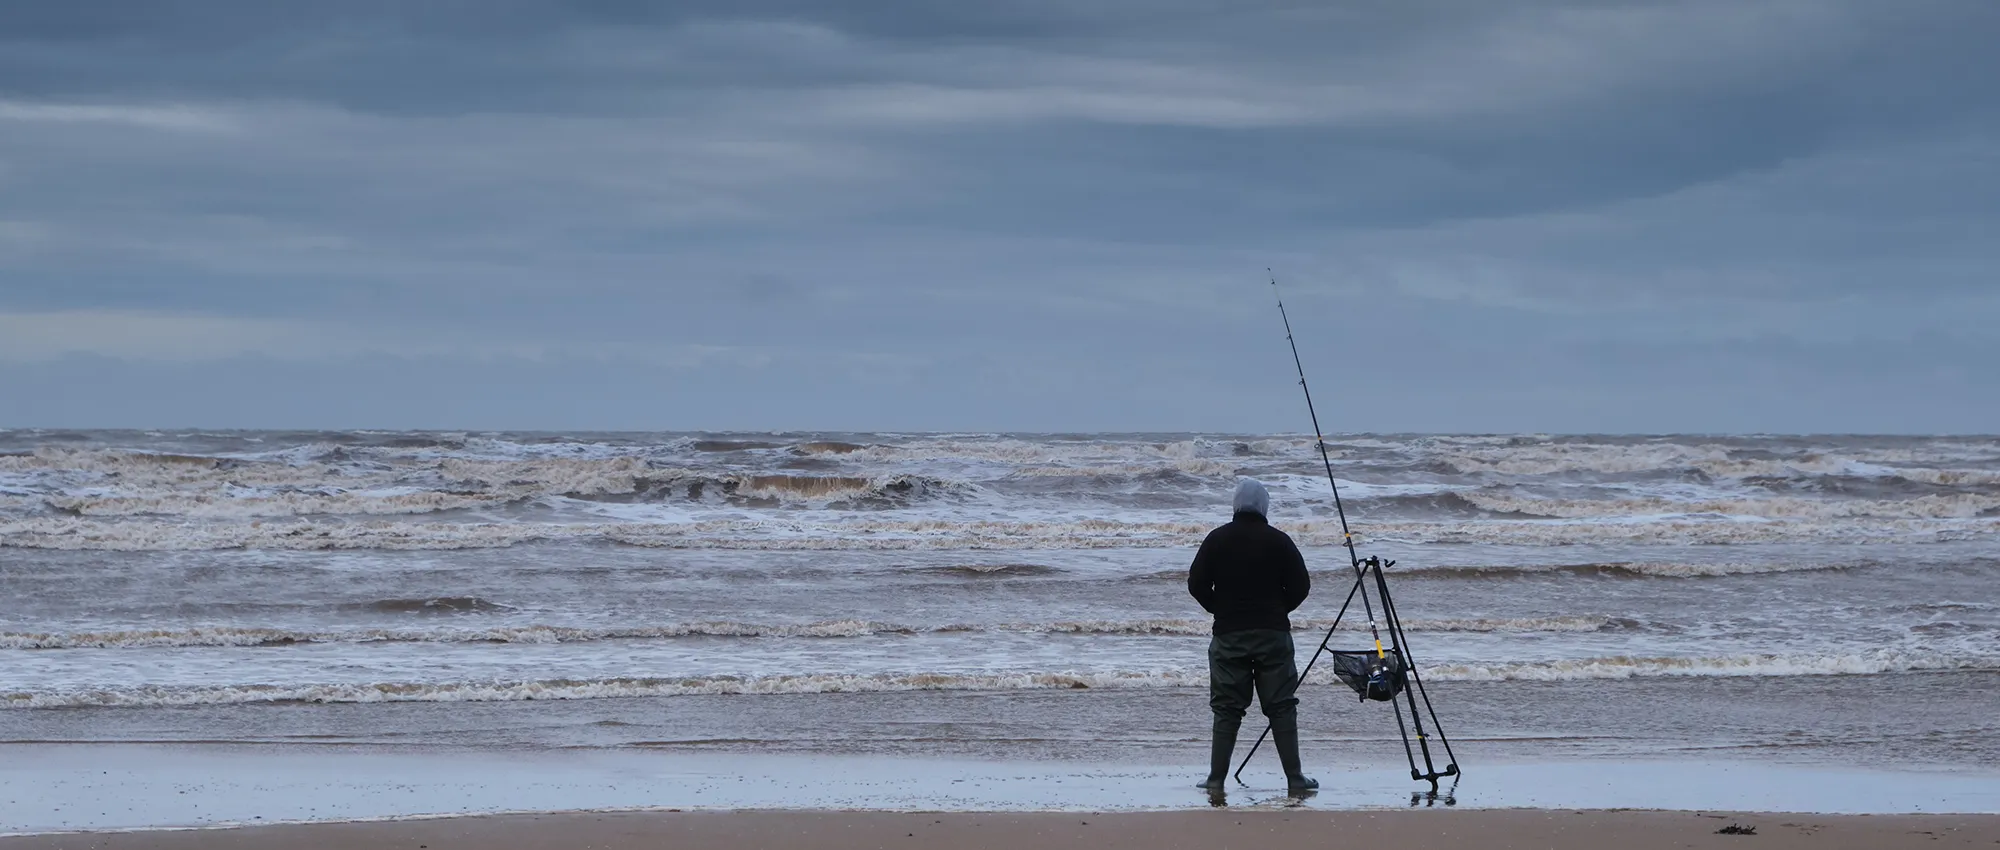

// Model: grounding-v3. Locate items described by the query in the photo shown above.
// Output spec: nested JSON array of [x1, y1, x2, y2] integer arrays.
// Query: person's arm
[[1282, 535, 1310, 613], [1188, 532, 1219, 613]]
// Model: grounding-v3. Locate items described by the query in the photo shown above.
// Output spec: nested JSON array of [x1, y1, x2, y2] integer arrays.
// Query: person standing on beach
[[1188, 478, 1317, 793]]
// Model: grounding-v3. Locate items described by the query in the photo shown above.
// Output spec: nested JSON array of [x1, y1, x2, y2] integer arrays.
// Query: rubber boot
[[1271, 714, 1318, 792], [1198, 716, 1239, 790]]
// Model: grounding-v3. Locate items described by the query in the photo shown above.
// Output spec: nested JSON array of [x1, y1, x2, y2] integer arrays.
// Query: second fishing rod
[[1234, 272, 1459, 792]]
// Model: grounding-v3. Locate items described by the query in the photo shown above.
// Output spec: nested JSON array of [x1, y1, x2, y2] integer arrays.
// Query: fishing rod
[[1271, 271, 1386, 661], [1228, 270, 1383, 778], [1233, 270, 1460, 793]]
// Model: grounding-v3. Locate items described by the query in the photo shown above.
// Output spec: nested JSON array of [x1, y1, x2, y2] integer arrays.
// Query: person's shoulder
[[1259, 522, 1299, 545]]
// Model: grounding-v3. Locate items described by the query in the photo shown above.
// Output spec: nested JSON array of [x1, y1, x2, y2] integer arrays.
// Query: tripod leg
[[1384, 560, 1464, 780], [1375, 568, 1436, 779]]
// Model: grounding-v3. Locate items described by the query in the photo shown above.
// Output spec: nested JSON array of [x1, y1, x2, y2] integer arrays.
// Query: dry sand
[[6, 809, 1996, 850]]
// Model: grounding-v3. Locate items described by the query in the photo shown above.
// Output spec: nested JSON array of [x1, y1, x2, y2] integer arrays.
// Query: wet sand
[[12, 743, 2000, 835], [6, 809, 1998, 850]]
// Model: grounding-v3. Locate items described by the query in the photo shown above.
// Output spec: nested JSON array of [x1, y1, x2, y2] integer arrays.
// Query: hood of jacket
[[1232, 478, 1270, 518]]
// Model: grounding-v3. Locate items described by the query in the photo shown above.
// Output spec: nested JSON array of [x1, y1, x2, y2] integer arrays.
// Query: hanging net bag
[[1330, 649, 1407, 702]]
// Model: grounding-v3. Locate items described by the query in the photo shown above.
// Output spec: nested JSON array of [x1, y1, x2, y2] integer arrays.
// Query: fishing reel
[[1364, 656, 1404, 700], [1353, 558, 1406, 701]]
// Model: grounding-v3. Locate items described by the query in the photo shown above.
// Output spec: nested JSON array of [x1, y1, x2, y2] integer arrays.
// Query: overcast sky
[[1, 1, 1995, 433]]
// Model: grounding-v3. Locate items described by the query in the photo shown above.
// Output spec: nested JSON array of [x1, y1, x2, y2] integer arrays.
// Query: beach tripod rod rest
[[1231, 552, 1462, 794]]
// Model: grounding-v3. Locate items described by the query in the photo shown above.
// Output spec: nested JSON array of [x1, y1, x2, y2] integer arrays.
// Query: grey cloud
[[0, 0, 1995, 431]]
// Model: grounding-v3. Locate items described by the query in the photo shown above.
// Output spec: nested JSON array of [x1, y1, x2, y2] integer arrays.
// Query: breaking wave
[[1425, 649, 1997, 681], [0, 621, 915, 649], [1455, 491, 2000, 521], [556, 472, 974, 507], [1408, 561, 1860, 579], [1003, 459, 1241, 479], [9, 649, 1991, 707], [45, 490, 510, 519], [2, 672, 1206, 707], [0, 616, 1620, 649], [0, 449, 976, 520], [690, 440, 785, 452], [8, 434, 1999, 538], [5, 515, 1995, 551], [7, 433, 1998, 552], [814, 437, 1243, 466], [792, 441, 870, 455], [1130, 560, 1858, 583], [357, 597, 517, 615], [1433, 442, 2000, 480], [913, 564, 1066, 578]]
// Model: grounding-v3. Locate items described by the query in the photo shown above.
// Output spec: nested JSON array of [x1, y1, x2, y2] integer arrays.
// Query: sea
[[2, 430, 1996, 785]]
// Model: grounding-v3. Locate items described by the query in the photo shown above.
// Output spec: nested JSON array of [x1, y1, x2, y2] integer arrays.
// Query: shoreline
[[7, 742, 2000, 836], [7, 809, 1998, 850]]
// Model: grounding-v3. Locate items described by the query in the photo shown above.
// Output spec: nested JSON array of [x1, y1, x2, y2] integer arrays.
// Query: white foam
[[1433, 443, 1853, 478], [45, 489, 509, 518], [0, 615, 1619, 649], [1592, 561, 1848, 578], [9, 649, 1991, 707], [820, 437, 1251, 472], [0, 451, 980, 521], [0, 671, 1212, 707], [1384, 615, 1616, 633], [1025, 615, 1615, 636], [4, 514, 1995, 551], [1004, 459, 1239, 479], [435, 456, 659, 497], [7, 434, 1998, 548], [1458, 490, 2000, 521], [1428, 440, 2000, 482], [1411, 560, 1856, 578], [1885, 467, 2000, 487], [1426, 649, 1995, 681], [1258, 474, 1457, 501]]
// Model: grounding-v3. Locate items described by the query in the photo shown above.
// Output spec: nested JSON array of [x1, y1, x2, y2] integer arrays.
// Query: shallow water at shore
[[7, 742, 2000, 835], [9, 675, 1997, 768]]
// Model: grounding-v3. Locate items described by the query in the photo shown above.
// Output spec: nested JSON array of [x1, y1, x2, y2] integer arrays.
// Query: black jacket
[[1187, 511, 1311, 634]]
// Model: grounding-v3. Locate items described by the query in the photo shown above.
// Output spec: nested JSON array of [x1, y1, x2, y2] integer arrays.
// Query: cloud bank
[[1, 0, 1995, 432]]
